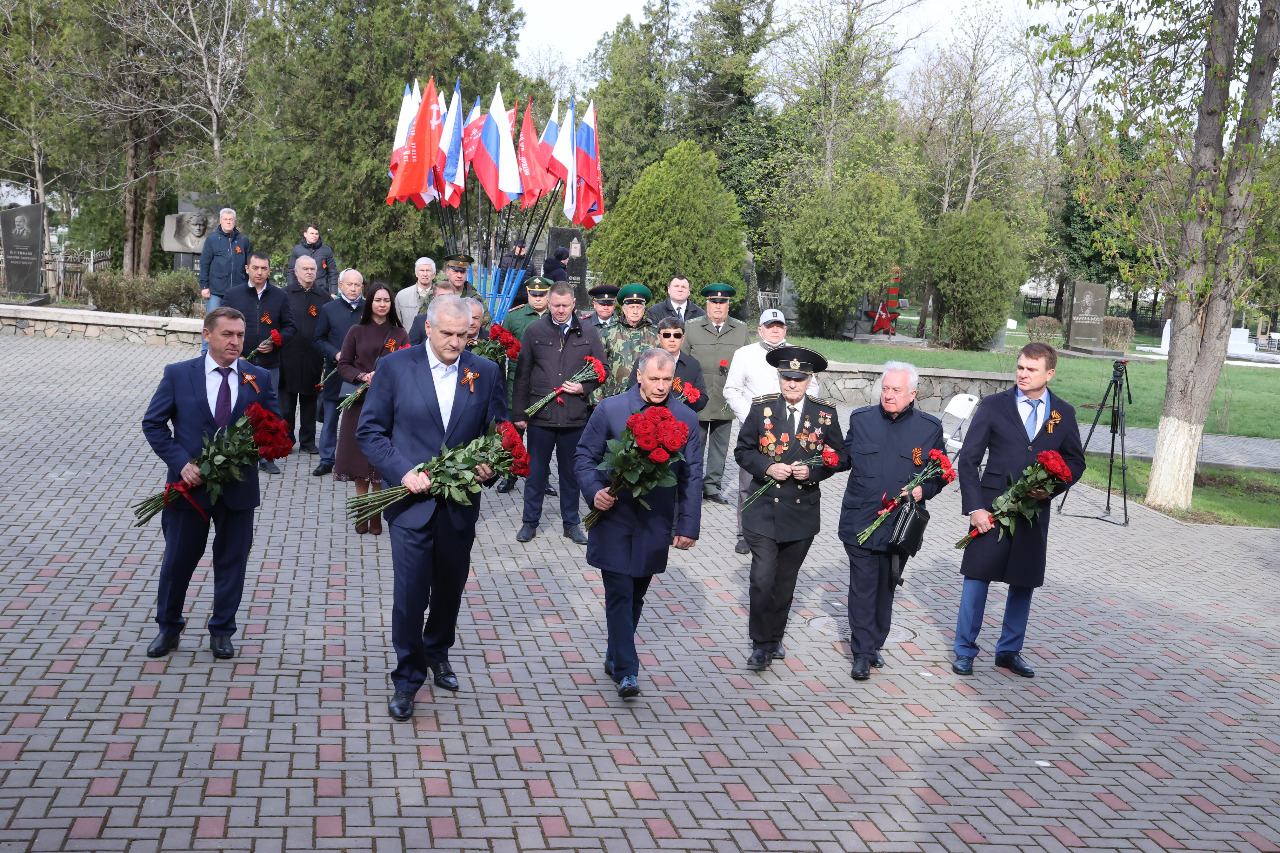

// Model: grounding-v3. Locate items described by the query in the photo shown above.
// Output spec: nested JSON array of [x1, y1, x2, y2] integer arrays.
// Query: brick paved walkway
[[1081, 426, 1280, 473], [1, 337, 1278, 852]]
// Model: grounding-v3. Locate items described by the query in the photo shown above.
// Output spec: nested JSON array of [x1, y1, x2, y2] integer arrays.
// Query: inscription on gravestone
[[1067, 281, 1106, 349], [1, 203, 45, 294], [549, 226, 587, 307]]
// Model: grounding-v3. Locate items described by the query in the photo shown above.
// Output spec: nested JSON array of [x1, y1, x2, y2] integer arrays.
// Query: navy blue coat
[[221, 283, 297, 371], [197, 228, 252, 297], [313, 297, 363, 400], [356, 346, 507, 531], [957, 387, 1086, 588], [141, 357, 280, 512], [575, 386, 703, 577], [837, 404, 947, 551]]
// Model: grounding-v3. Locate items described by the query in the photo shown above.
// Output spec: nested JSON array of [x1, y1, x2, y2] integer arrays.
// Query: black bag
[[887, 496, 930, 559]]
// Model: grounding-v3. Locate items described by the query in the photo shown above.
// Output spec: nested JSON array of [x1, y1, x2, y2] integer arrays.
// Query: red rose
[[649, 447, 670, 464], [632, 420, 658, 444], [661, 421, 687, 451], [626, 412, 645, 433], [719, 359, 728, 367], [1037, 450, 1073, 483], [489, 325, 503, 340], [636, 431, 660, 452]]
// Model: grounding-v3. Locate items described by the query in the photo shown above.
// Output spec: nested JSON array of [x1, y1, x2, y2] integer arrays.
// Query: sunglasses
[[707, 297, 730, 304], [660, 331, 684, 339]]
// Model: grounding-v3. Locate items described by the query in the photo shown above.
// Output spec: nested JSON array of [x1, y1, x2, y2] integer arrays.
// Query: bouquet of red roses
[[524, 355, 607, 417], [133, 403, 293, 526], [672, 376, 701, 406], [856, 448, 956, 544], [955, 449, 1073, 548], [582, 406, 689, 530], [346, 421, 530, 524], [742, 445, 842, 509], [244, 329, 283, 364], [337, 340, 410, 412], [471, 323, 521, 364]]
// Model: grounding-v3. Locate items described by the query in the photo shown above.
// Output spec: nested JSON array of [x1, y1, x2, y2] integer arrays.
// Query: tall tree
[[682, 0, 775, 146]]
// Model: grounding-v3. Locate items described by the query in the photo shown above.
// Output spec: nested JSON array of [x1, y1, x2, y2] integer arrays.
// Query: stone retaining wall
[[0, 305, 202, 348], [822, 362, 1011, 412]]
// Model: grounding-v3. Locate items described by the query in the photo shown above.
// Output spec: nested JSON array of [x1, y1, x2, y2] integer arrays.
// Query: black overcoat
[[511, 313, 606, 428], [221, 283, 297, 371], [957, 387, 1087, 588], [312, 297, 364, 401], [279, 283, 329, 394]]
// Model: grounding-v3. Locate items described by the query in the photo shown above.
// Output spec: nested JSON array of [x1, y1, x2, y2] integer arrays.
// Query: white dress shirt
[[204, 354, 241, 417], [1016, 388, 1050, 437], [427, 343, 459, 429]]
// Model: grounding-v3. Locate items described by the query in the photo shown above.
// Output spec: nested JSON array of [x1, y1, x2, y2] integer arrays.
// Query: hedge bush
[[1103, 315, 1135, 351], [1027, 315, 1064, 345], [84, 270, 203, 317]]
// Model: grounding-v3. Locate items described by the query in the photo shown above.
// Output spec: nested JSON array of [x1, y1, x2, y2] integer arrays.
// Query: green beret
[[701, 282, 736, 298], [618, 283, 652, 303], [525, 276, 553, 293]]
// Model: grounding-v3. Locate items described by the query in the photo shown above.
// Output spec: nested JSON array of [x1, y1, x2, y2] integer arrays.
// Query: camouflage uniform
[[596, 317, 659, 403]]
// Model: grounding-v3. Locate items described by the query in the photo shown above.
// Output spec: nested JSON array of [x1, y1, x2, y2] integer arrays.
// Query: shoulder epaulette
[[753, 393, 779, 404], [807, 395, 836, 407]]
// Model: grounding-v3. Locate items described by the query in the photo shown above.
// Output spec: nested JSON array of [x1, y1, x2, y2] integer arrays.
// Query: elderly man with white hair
[[835, 361, 948, 682], [395, 257, 437, 330]]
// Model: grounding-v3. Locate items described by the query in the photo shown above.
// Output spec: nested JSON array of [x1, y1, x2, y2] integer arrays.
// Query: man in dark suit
[[837, 362, 948, 681], [141, 307, 281, 661], [356, 295, 508, 722], [647, 275, 706, 325], [311, 269, 365, 476], [222, 252, 296, 473], [575, 348, 703, 699], [952, 343, 1086, 678], [734, 346, 848, 672], [279, 255, 329, 454]]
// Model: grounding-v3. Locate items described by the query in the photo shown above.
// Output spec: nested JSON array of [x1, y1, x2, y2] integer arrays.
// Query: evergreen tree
[[924, 201, 1025, 350]]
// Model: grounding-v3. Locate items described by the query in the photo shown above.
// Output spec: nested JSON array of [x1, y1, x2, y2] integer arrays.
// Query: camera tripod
[[1058, 359, 1129, 526]]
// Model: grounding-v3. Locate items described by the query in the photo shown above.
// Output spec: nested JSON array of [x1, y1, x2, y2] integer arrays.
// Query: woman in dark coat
[[335, 282, 409, 534]]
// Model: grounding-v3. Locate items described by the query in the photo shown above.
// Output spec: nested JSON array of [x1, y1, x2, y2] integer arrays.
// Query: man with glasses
[[629, 317, 707, 413], [684, 283, 752, 506]]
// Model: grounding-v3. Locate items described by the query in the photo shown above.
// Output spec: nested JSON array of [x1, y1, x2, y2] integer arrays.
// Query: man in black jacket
[[311, 269, 365, 476], [222, 253, 296, 476], [197, 208, 252, 354], [285, 224, 338, 294], [511, 281, 606, 545], [647, 275, 706, 325], [837, 361, 948, 681], [280, 256, 329, 454]]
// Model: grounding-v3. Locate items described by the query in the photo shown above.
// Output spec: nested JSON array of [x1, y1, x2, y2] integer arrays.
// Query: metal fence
[[0, 248, 112, 301]]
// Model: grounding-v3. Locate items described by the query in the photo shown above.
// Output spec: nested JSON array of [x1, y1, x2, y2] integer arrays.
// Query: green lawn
[[791, 336, 1280, 439], [1078, 453, 1280, 527]]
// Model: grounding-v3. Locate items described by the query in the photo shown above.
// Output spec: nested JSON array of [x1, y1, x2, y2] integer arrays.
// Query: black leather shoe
[[617, 675, 640, 698], [496, 476, 516, 493], [564, 525, 588, 545], [952, 656, 974, 676], [146, 632, 180, 658], [735, 539, 750, 555], [872, 651, 885, 669], [301, 443, 319, 454], [388, 690, 415, 721], [995, 652, 1035, 678], [430, 660, 459, 691], [850, 656, 871, 680], [259, 460, 281, 474], [746, 649, 773, 671], [773, 642, 785, 659], [516, 523, 537, 543], [210, 635, 235, 659], [704, 493, 730, 505], [545, 483, 557, 497], [312, 463, 333, 476]]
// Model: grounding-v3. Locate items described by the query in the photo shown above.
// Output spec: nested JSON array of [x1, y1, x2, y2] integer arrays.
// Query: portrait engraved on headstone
[[161, 211, 217, 253]]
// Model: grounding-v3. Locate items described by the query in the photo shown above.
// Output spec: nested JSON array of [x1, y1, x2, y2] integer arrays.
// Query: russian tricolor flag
[[437, 80, 465, 206], [539, 99, 560, 174], [574, 101, 603, 227], [472, 85, 523, 210], [552, 99, 578, 220]]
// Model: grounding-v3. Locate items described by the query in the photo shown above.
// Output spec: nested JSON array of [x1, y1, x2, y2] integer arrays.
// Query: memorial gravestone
[[1066, 280, 1107, 352], [1, 203, 45, 294], [549, 226, 587, 306]]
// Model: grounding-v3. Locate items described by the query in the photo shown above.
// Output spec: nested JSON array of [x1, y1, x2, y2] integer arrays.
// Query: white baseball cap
[[759, 308, 786, 326]]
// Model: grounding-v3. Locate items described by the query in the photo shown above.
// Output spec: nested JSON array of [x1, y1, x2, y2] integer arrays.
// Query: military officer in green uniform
[[683, 283, 753, 503], [437, 253, 474, 297], [733, 346, 848, 671], [597, 283, 659, 403], [497, 276, 553, 494]]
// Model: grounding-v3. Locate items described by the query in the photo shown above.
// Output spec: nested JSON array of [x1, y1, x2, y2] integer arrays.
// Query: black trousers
[[601, 571, 653, 679], [844, 542, 895, 658], [744, 531, 813, 649], [388, 508, 476, 693], [155, 504, 253, 636], [522, 424, 583, 526], [281, 391, 318, 446]]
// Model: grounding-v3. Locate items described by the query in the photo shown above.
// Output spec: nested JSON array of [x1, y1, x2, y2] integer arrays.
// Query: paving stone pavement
[[2, 336, 1279, 853], [1080, 426, 1280, 473]]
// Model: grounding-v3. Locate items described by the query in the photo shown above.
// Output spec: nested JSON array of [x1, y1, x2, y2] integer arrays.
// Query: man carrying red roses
[[574, 348, 703, 699], [951, 343, 1085, 678]]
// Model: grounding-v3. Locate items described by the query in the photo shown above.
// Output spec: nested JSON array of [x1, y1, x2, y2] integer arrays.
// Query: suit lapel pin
[[461, 367, 480, 393], [1048, 410, 1061, 433], [241, 373, 259, 393]]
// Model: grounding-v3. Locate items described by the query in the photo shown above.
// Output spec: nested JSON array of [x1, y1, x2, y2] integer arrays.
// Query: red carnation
[[682, 385, 701, 404], [270, 329, 283, 347], [648, 447, 670, 464], [586, 356, 606, 383], [1037, 450, 1073, 483], [822, 446, 839, 467], [719, 359, 728, 367]]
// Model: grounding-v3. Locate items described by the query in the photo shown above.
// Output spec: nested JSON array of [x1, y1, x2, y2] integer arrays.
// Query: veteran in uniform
[[734, 347, 848, 671], [837, 361, 947, 681], [597, 283, 659, 402], [683, 283, 752, 503]]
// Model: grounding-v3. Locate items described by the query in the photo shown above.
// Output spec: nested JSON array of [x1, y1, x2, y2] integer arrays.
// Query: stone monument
[[1066, 280, 1112, 353], [0, 203, 45, 295], [548, 226, 587, 307]]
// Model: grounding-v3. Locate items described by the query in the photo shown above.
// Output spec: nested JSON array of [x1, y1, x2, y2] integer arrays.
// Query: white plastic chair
[[941, 393, 980, 457]]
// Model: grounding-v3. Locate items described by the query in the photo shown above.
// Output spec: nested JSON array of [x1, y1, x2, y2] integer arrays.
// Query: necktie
[[787, 405, 799, 436], [715, 323, 722, 334], [677, 306, 684, 322], [214, 367, 233, 427], [1024, 398, 1041, 441]]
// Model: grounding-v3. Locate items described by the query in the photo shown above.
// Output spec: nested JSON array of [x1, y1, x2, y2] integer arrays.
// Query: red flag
[[461, 97, 484, 169], [517, 98, 555, 209], [388, 77, 440, 208]]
